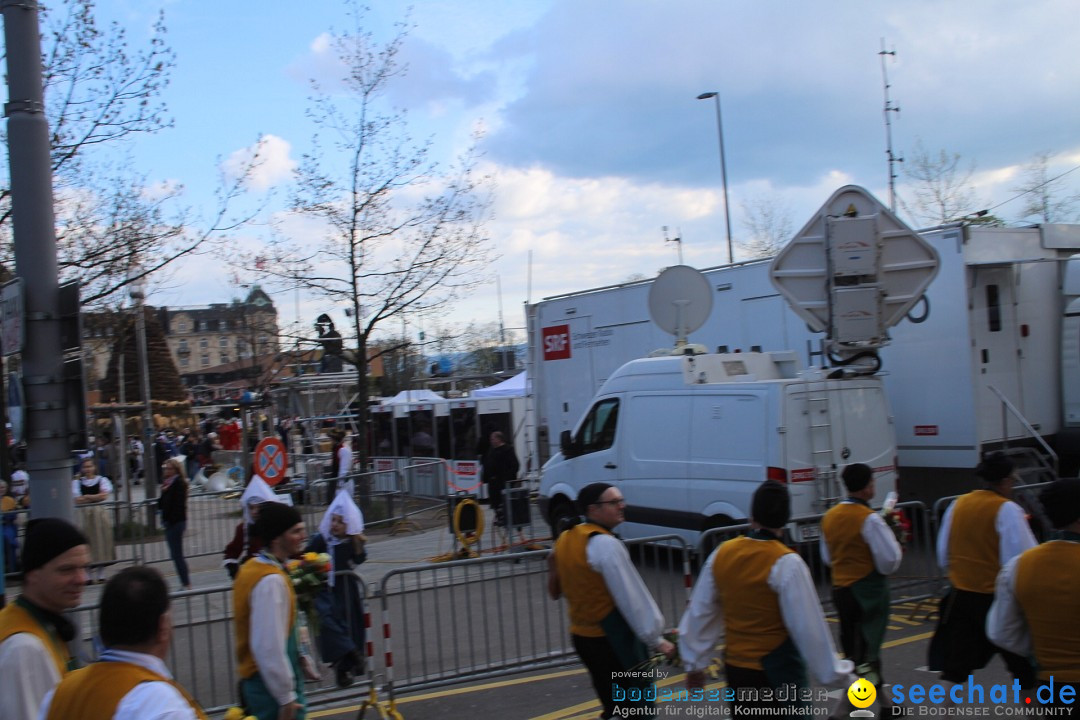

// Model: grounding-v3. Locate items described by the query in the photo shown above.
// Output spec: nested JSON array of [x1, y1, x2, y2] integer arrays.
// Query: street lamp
[[127, 273, 157, 513], [697, 91, 734, 264]]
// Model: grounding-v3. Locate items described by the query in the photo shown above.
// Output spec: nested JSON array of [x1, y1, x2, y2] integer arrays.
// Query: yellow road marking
[[312, 630, 937, 719]]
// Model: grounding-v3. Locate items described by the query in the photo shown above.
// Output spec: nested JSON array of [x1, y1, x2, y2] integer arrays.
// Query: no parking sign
[[254, 438, 288, 486]]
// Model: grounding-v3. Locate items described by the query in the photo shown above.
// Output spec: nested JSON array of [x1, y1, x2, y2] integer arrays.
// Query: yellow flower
[[316, 552, 331, 564], [223, 707, 245, 720], [302, 552, 319, 563]]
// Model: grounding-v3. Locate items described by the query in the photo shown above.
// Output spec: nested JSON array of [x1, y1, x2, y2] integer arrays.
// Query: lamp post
[[697, 91, 734, 264], [128, 275, 157, 519]]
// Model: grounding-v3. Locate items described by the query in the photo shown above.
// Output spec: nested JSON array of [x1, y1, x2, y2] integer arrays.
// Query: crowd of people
[[548, 454, 1080, 719], [2, 439, 1079, 719]]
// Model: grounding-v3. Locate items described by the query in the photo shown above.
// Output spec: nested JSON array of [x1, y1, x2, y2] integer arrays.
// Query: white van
[[537, 350, 898, 547]]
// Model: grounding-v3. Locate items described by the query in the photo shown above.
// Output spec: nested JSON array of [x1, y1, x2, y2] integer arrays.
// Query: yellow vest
[[1014, 541, 1080, 682], [948, 489, 1008, 593], [712, 535, 794, 670], [233, 557, 296, 679], [822, 502, 875, 588], [45, 660, 209, 720], [0, 602, 72, 676], [554, 523, 616, 638]]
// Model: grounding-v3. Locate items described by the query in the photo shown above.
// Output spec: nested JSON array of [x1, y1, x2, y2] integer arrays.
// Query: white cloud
[[222, 134, 296, 191]]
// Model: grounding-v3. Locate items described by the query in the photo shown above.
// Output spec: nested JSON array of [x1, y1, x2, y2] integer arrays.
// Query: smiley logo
[[847, 677, 876, 709]]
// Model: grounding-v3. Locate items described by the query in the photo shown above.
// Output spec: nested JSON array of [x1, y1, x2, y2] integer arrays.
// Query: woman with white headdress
[[306, 489, 367, 687], [223, 473, 290, 579]]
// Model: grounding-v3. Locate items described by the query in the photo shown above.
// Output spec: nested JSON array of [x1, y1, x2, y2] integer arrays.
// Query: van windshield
[[576, 398, 619, 454]]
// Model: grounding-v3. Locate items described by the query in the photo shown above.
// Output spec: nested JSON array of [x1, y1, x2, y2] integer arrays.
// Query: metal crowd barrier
[[378, 534, 693, 701], [67, 570, 375, 715]]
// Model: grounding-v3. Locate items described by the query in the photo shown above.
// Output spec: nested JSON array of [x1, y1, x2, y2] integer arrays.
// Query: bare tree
[[256, 5, 493, 462], [739, 194, 794, 258], [899, 141, 984, 227], [1, 1, 266, 307], [1013, 151, 1080, 223]]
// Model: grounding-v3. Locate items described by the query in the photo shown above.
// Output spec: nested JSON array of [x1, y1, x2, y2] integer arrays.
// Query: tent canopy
[[472, 371, 526, 398], [380, 389, 445, 405]]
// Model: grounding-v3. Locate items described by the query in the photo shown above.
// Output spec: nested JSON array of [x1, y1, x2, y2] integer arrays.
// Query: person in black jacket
[[157, 457, 190, 590], [482, 431, 520, 527]]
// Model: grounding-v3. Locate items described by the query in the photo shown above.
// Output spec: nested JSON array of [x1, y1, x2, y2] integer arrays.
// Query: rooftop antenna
[[663, 226, 683, 264], [879, 39, 903, 213]]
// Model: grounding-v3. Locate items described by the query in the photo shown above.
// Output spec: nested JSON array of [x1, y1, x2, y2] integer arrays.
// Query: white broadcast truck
[[531, 211, 1080, 504], [536, 186, 941, 544]]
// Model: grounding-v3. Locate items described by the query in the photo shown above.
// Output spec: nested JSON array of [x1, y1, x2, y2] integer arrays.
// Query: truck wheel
[[549, 499, 578, 537]]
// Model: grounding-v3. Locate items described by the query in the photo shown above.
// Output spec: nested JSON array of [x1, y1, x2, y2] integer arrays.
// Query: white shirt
[[820, 501, 904, 576], [585, 533, 666, 650], [38, 648, 198, 720], [985, 552, 1033, 657], [0, 631, 62, 720], [678, 540, 854, 686], [248, 557, 297, 706], [936, 495, 1036, 571], [72, 476, 114, 497], [336, 444, 353, 478]]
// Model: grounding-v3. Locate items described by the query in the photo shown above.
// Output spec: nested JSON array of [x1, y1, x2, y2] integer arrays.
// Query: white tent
[[381, 388, 445, 405], [472, 371, 527, 398]]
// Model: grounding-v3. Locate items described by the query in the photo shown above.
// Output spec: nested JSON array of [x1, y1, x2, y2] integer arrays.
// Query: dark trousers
[[725, 663, 807, 714], [164, 521, 190, 587], [833, 585, 884, 683], [933, 588, 1035, 687], [572, 634, 655, 719]]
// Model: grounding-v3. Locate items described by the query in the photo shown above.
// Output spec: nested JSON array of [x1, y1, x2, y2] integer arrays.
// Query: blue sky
[[70, 1, 1080, 342]]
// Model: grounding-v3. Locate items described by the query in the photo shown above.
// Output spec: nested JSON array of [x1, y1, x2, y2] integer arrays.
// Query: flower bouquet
[[223, 707, 255, 720], [286, 552, 332, 636], [635, 629, 683, 673], [880, 491, 911, 547]]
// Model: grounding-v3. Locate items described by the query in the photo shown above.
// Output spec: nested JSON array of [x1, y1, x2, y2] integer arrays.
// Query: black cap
[[976, 451, 1015, 484], [253, 502, 302, 544], [577, 482, 614, 515], [751, 481, 791, 529], [22, 518, 89, 573], [842, 463, 873, 493]]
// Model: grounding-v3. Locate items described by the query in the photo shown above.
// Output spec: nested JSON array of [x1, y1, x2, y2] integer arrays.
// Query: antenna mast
[[663, 226, 683, 264], [879, 39, 902, 212]]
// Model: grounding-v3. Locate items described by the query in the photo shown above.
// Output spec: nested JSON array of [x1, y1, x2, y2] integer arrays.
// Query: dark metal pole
[[697, 91, 734, 264], [3, 0, 75, 520]]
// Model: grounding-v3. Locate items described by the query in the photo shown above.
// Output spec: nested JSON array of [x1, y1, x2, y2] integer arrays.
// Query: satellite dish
[[648, 265, 713, 346]]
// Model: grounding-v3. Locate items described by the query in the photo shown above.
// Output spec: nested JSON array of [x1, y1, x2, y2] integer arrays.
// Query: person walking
[[158, 457, 191, 590], [930, 451, 1037, 690], [0, 519, 90, 720], [233, 502, 309, 720], [305, 489, 367, 687], [40, 566, 208, 719], [482, 431, 519, 528], [679, 481, 853, 713], [988, 478, 1080, 709], [821, 463, 903, 693], [548, 482, 674, 719]]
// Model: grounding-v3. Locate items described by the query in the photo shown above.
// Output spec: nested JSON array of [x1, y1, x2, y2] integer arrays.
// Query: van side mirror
[[560, 430, 577, 459]]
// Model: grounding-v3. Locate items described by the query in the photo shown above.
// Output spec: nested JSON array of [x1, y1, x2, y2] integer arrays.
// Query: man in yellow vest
[[679, 481, 853, 713], [233, 501, 308, 720], [0, 518, 89, 720], [821, 463, 902, 690], [988, 478, 1080, 709], [40, 566, 207, 719], [930, 451, 1037, 689], [548, 482, 675, 719]]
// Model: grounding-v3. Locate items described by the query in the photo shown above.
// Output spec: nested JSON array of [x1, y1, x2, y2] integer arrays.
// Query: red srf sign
[[542, 325, 572, 361]]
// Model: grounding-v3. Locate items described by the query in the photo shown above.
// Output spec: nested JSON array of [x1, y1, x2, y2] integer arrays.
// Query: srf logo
[[543, 325, 571, 361]]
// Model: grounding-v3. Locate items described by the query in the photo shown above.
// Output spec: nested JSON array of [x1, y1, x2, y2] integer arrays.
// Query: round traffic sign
[[253, 438, 288, 486]]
